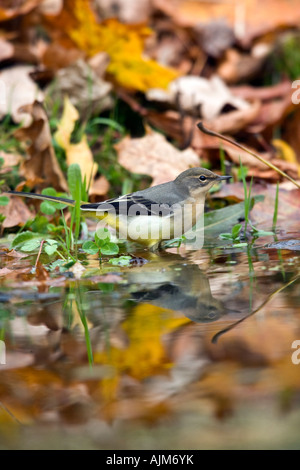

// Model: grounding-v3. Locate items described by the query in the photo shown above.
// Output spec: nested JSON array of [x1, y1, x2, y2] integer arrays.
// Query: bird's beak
[[217, 175, 232, 181]]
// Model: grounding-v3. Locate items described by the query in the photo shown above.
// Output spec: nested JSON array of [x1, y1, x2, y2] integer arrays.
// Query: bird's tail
[[5, 191, 75, 207]]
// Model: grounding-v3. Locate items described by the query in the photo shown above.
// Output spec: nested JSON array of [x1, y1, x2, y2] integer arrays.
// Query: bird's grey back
[[134, 181, 189, 205]]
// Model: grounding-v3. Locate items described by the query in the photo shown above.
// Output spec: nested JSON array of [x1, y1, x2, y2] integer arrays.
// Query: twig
[[34, 239, 45, 270], [197, 122, 300, 189], [212, 273, 300, 343]]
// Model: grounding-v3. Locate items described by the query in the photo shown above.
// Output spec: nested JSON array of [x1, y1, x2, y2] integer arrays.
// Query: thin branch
[[197, 122, 300, 189]]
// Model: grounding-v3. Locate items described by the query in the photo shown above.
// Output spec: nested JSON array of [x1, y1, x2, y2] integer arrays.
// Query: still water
[[0, 239, 300, 449]]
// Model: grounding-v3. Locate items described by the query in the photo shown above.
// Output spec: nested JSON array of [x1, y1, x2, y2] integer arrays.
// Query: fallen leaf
[[43, 1, 179, 91], [94, 0, 152, 24], [147, 75, 251, 121], [230, 80, 291, 101], [89, 175, 110, 201], [0, 38, 14, 61], [0, 151, 21, 168], [205, 316, 298, 366], [42, 42, 84, 70], [47, 58, 113, 116], [153, 0, 300, 40], [0, 66, 44, 124], [267, 240, 300, 251], [68, 261, 86, 279], [0, 0, 40, 21], [54, 96, 97, 184], [0, 267, 14, 276], [195, 20, 235, 58], [281, 107, 300, 171], [202, 99, 260, 134], [217, 47, 269, 84], [115, 129, 200, 185], [0, 196, 33, 228], [14, 101, 68, 192]]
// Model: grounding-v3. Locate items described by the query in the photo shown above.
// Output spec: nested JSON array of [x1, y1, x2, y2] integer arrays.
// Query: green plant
[[109, 255, 132, 266], [219, 160, 274, 245], [82, 227, 119, 258]]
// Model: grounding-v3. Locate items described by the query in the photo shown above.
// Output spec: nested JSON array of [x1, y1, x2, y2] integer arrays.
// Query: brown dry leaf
[[246, 92, 295, 133], [0, 196, 33, 228], [42, 43, 84, 71], [202, 99, 261, 134], [0, 151, 21, 168], [54, 96, 97, 184], [217, 47, 269, 84], [230, 80, 291, 102], [0, 267, 14, 277], [0, 66, 44, 124], [89, 175, 110, 201], [0, 0, 40, 21], [115, 129, 200, 185], [205, 316, 297, 366], [153, 0, 300, 38], [14, 101, 68, 192]]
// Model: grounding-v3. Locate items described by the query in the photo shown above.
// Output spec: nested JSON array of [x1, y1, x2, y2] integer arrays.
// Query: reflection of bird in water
[[128, 261, 227, 323]]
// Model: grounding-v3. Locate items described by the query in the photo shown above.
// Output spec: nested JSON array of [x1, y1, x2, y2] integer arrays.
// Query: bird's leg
[[149, 241, 164, 252]]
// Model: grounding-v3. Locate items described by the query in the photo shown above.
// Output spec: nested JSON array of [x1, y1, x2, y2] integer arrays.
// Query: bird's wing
[[80, 193, 173, 217]]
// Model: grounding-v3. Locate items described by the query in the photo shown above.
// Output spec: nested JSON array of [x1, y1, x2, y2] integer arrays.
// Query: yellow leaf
[[273, 138, 300, 177], [67, 137, 97, 184], [55, 1, 179, 92], [94, 304, 190, 401], [54, 96, 97, 183], [54, 96, 78, 149]]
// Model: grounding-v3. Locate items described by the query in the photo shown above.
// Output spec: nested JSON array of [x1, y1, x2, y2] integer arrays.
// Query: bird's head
[[174, 167, 231, 197]]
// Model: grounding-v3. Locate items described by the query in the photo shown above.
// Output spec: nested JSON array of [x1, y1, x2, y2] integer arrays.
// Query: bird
[[6, 168, 231, 250]]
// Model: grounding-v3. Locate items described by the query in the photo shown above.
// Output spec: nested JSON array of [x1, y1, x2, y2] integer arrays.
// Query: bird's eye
[[199, 175, 207, 182]]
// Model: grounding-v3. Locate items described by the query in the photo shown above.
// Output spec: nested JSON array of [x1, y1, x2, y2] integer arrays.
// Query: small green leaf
[[100, 242, 119, 255], [82, 240, 99, 255], [44, 240, 59, 256], [232, 242, 248, 248], [95, 228, 110, 247], [0, 196, 9, 206], [252, 229, 274, 237], [42, 188, 68, 210], [109, 255, 132, 266], [40, 201, 57, 215], [20, 238, 42, 252], [11, 231, 41, 250], [47, 223, 64, 233], [48, 259, 66, 271], [42, 187, 57, 197], [219, 233, 233, 240], [231, 223, 242, 240]]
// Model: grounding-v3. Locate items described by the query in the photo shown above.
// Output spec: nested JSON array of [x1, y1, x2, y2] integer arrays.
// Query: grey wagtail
[[6, 168, 231, 250]]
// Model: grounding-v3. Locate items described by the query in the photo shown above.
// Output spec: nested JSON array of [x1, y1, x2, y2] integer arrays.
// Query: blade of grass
[[272, 182, 279, 231], [219, 144, 226, 176], [68, 164, 82, 260]]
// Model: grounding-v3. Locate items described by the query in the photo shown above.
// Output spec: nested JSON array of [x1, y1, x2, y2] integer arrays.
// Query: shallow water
[[0, 234, 300, 449]]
